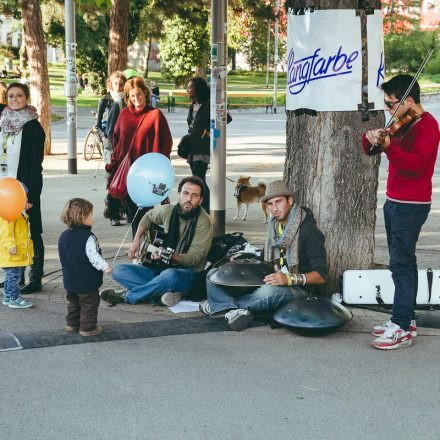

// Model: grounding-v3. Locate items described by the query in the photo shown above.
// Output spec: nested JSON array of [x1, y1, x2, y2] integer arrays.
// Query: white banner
[[367, 10, 385, 110], [286, 9, 362, 111]]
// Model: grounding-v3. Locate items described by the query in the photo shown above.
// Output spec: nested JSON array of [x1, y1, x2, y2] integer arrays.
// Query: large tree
[[21, 0, 52, 154], [284, 0, 384, 294], [107, 0, 129, 76]]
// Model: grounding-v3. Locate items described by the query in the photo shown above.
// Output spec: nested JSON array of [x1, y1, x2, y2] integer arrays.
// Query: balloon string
[[111, 207, 140, 266]]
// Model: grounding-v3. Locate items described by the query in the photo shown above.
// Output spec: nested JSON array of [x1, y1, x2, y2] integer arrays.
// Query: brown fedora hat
[[261, 180, 295, 203]]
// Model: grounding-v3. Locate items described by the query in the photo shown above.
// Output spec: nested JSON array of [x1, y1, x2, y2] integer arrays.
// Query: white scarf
[[0, 105, 38, 134]]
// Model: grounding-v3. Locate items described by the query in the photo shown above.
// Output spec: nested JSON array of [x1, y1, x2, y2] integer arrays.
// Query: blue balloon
[[127, 153, 175, 207]]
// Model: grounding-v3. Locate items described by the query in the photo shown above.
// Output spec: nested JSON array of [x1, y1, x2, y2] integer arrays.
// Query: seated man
[[100, 176, 213, 307], [200, 180, 328, 331]]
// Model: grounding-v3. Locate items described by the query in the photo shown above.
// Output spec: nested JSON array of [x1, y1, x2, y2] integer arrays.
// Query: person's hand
[[25, 202, 33, 211], [9, 247, 17, 255], [128, 238, 140, 259], [263, 265, 288, 286], [366, 129, 390, 150], [201, 129, 210, 139], [105, 266, 113, 275]]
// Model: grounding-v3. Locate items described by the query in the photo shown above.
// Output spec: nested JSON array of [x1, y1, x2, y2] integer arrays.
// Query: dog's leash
[[225, 177, 235, 183]]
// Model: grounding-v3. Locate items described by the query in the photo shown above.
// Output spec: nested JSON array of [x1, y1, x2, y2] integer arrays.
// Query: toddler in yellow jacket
[[0, 211, 34, 308]]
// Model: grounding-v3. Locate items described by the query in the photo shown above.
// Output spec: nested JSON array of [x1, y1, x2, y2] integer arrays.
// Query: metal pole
[[273, 0, 279, 114], [210, 0, 228, 237], [265, 20, 271, 88], [65, 0, 77, 174]]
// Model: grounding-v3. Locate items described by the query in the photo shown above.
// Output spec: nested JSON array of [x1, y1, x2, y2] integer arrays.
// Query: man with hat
[[200, 180, 328, 331]]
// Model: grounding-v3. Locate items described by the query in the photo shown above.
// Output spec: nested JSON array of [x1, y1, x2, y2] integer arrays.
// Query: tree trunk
[[284, 0, 384, 294], [21, 0, 51, 155], [108, 0, 130, 76], [144, 36, 152, 78]]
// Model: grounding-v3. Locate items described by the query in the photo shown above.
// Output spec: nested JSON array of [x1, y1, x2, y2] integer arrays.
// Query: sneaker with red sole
[[371, 323, 413, 350], [372, 319, 417, 337]]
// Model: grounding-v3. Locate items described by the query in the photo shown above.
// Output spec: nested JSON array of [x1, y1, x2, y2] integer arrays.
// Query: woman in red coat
[[105, 76, 172, 236]]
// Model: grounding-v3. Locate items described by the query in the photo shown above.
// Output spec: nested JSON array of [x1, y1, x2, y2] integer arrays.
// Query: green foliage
[[384, 29, 440, 73], [0, 44, 18, 61], [160, 14, 210, 86]]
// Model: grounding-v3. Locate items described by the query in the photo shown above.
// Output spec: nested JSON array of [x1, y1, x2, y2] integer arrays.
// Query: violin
[[378, 109, 420, 143], [369, 46, 434, 152]]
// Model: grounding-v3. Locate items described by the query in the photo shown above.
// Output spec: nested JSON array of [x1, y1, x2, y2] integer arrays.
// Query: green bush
[[385, 29, 440, 73], [0, 45, 19, 61], [160, 14, 210, 87]]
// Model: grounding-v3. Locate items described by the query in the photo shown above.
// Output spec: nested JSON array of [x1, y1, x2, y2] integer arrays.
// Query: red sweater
[[362, 112, 439, 203], [105, 106, 173, 183]]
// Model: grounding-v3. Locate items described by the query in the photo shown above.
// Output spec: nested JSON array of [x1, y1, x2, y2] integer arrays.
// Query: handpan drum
[[206, 257, 274, 297], [273, 295, 352, 335]]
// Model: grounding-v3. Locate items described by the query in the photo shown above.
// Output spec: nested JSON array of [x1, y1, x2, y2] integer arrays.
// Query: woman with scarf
[[98, 71, 126, 226], [105, 76, 173, 236], [0, 83, 45, 294]]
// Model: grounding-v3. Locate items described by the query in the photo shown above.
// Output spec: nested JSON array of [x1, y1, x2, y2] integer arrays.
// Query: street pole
[[265, 20, 271, 88], [273, 0, 279, 114], [65, 0, 77, 174], [210, 0, 228, 237]]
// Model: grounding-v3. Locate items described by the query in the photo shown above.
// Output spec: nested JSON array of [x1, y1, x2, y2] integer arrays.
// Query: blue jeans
[[384, 200, 430, 331], [3, 267, 24, 301], [112, 263, 198, 305], [207, 280, 305, 314]]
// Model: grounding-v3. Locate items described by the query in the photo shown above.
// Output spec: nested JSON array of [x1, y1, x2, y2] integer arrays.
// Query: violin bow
[[384, 46, 435, 130]]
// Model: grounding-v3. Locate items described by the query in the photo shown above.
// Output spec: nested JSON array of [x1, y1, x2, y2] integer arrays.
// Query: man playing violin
[[362, 74, 440, 350]]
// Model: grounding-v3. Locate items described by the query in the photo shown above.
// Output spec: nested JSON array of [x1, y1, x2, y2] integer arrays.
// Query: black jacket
[[96, 94, 123, 148], [186, 101, 232, 156], [58, 225, 103, 293], [16, 119, 45, 236]]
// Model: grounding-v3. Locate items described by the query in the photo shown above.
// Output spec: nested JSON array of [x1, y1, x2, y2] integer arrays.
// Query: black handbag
[[177, 134, 190, 159]]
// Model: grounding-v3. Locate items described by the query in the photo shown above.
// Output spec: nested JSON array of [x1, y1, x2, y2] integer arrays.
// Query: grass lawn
[[2, 62, 438, 109]]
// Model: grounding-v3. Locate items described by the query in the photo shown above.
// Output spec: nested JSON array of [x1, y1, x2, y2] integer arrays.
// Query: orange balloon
[[0, 177, 27, 222]]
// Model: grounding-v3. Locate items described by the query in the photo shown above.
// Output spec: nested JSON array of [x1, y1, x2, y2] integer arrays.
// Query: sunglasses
[[384, 99, 400, 109]]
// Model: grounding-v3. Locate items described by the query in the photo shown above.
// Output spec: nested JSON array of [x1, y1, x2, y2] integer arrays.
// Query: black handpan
[[273, 295, 352, 335], [206, 257, 274, 297]]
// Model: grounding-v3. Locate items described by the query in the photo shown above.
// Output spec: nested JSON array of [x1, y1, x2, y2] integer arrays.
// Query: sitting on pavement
[[100, 176, 213, 307], [200, 180, 328, 331]]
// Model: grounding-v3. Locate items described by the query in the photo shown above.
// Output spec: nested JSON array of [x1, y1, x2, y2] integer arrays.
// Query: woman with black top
[[0, 82, 45, 294], [97, 71, 126, 226], [185, 77, 231, 213]]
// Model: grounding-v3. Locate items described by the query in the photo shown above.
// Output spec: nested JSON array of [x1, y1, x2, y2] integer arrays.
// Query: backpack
[[186, 232, 251, 301]]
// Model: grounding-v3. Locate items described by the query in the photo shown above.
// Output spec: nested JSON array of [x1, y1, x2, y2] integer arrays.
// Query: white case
[[342, 269, 440, 305]]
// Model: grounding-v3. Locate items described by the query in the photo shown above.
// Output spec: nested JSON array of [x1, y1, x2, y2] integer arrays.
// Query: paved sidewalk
[[10, 105, 440, 337]]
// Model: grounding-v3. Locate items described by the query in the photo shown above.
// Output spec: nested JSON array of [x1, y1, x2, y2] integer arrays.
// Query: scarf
[[164, 204, 200, 255], [110, 91, 125, 110], [264, 204, 303, 274], [0, 105, 38, 134]]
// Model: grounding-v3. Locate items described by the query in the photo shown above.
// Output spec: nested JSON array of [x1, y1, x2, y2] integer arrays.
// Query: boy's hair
[[61, 198, 93, 228], [178, 175, 204, 198], [380, 74, 421, 104]]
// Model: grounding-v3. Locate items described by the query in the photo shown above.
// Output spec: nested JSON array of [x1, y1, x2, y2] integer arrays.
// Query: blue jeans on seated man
[[384, 200, 430, 332], [207, 281, 307, 315], [112, 263, 198, 304]]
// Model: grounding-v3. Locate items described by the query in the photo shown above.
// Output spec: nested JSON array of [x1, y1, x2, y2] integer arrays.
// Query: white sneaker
[[225, 308, 253, 331], [160, 292, 182, 307], [371, 323, 413, 350], [372, 319, 417, 337]]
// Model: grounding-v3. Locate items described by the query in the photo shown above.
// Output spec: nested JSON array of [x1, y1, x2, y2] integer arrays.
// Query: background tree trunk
[[108, 0, 129, 76], [21, 0, 51, 155], [144, 36, 152, 78], [284, 0, 384, 294]]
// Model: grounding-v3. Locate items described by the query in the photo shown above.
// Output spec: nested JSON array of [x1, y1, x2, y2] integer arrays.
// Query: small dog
[[233, 176, 268, 223]]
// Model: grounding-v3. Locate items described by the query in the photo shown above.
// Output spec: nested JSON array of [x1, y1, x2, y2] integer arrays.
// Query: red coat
[[105, 106, 173, 184], [362, 112, 439, 203]]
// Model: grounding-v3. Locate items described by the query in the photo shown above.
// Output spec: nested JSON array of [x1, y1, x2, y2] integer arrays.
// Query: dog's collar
[[234, 184, 248, 200]]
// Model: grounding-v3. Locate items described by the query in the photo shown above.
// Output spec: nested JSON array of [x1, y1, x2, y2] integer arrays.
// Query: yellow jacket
[[0, 213, 34, 268]]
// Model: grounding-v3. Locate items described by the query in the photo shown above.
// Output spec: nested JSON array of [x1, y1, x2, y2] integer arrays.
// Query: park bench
[[164, 90, 277, 113]]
